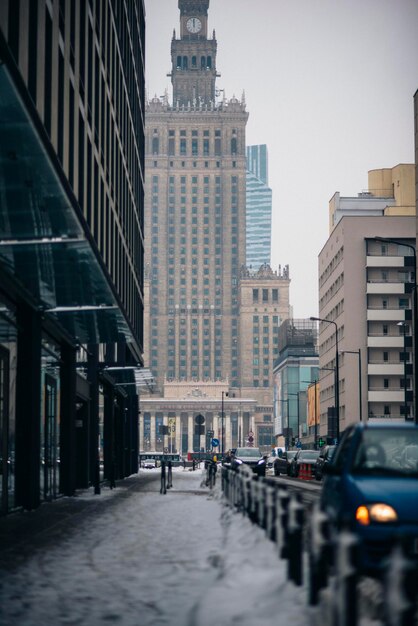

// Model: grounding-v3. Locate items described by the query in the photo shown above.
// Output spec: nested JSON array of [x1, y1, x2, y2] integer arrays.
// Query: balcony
[[367, 335, 404, 348], [368, 362, 405, 376], [368, 390, 405, 402], [366, 281, 407, 295], [367, 308, 407, 322], [366, 255, 405, 268]]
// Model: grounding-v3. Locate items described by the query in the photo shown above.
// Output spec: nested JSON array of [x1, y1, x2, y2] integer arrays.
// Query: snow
[[0, 468, 305, 625], [0, 467, 387, 625]]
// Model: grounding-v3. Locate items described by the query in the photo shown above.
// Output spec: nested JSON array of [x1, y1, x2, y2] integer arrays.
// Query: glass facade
[[246, 145, 272, 270]]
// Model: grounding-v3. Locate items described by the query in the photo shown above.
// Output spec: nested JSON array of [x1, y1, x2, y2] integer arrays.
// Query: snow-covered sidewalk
[[0, 467, 314, 626]]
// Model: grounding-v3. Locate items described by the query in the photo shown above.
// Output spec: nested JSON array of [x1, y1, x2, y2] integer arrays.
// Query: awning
[[0, 62, 139, 352]]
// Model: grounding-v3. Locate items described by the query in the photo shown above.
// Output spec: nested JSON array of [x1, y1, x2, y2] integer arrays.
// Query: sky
[[144, 0, 418, 318]]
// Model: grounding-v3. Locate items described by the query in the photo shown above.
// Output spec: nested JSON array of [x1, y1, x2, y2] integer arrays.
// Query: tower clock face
[[186, 17, 202, 33]]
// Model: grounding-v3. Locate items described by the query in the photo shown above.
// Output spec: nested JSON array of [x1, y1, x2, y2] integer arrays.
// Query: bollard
[[167, 461, 173, 489], [384, 542, 418, 626], [308, 503, 331, 606], [265, 483, 277, 542], [275, 487, 290, 559], [257, 478, 267, 529], [249, 477, 259, 524], [160, 460, 167, 495], [287, 493, 304, 586], [334, 529, 359, 626]]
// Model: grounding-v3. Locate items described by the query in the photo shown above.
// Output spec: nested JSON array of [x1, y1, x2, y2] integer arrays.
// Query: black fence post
[[384, 542, 418, 626], [335, 529, 359, 626], [160, 460, 166, 495], [308, 503, 332, 605], [287, 493, 304, 586], [276, 487, 290, 559], [167, 461, 173, 489]]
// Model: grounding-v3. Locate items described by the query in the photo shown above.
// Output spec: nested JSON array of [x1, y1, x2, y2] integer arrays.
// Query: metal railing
[[221, 466, 418, 625]]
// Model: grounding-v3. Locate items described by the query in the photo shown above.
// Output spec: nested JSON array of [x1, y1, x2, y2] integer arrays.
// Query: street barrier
[[220, 465, 418, 626], [298, 462, 313, 481]]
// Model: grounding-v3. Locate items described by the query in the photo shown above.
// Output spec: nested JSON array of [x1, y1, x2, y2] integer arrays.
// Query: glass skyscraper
[[246, 145, 272, 270]]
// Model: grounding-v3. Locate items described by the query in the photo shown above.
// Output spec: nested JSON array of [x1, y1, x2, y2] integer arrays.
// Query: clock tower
[[171, 0, 218, 107]]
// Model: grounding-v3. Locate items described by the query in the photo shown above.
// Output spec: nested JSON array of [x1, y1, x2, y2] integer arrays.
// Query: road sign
[[211, 438, 220, 447], [296, 440, 302, 449]]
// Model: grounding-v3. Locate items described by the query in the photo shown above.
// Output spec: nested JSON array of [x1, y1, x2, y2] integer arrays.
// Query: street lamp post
[[288, 393, 300, 443], [221, 391, 228, 456], [373, 237, 417, 424], [310, 316, 340, 442], [278, 398, 289, 448], [341, 349, 362, 422]]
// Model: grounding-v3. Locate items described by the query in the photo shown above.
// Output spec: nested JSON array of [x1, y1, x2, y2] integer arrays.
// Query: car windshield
[[352, 428, 418, 476], [236, 448, 261, 457], [287, 451, 297, 459], [300, 451, 320, 459]]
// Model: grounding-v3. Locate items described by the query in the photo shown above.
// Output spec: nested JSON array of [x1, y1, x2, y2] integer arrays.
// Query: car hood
[[237, 456, 262, 462], [345, 474, 418, 523]]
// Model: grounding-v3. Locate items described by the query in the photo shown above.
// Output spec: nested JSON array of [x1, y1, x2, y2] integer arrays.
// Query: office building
[[0, 1, 146, 513], [273, 319, 319, 448], [246, 145, 272, 269]]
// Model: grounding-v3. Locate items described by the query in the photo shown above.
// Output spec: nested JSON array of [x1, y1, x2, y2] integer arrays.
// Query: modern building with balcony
[[317, 214, 415, 437]]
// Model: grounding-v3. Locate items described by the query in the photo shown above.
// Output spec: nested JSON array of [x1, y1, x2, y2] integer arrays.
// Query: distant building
[[329, 164, 415, 233], [273, 319, 319, 448], [246, 145, 272, 269]]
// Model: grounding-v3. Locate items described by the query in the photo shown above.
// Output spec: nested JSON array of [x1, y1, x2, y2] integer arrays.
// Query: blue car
[[321, 421, 418, 575]]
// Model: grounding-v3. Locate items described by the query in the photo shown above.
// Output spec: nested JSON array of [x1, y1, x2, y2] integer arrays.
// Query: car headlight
[[257, 458, 266, 465], [235, 459, 243, 464], [355, 504, 398, 525]]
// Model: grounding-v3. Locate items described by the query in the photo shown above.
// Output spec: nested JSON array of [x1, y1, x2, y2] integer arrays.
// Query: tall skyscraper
[[142, 1, 291, 453], [246, 145, 272, 269], [144, 0, 248, 392]]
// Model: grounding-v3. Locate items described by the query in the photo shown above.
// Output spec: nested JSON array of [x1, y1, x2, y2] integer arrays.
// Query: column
[[15, 304, 42, 510], [59, 341, 76, 496], [139, 413, 144, 453], [150, 413, 156, 450], [188, 414, 194, 452], [163, 414, 169, 451], [175, 415, 181, 454], [213, 415, 219, 448], [225, 412, 232, 451], [238, 412, 243, 447]]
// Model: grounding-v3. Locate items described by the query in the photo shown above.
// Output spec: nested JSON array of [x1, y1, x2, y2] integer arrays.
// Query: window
[[253, 289, 259, 303], [262, 289, 268, 303]]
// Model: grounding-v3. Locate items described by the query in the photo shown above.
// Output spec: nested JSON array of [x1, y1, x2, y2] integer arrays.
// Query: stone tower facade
[[144, 0, 248, 393]]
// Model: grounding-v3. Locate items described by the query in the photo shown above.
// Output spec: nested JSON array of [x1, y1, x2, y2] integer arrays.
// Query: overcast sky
[[144, 0, 418, 318]]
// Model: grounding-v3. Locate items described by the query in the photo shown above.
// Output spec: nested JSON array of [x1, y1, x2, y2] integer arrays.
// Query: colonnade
[[139, 409, 254, 454]]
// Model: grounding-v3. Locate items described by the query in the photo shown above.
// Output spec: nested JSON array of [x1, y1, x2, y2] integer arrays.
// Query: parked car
[[141, 458, 157, 469], [273, 450, 297, 476], [314, 445, 337, 480], [266, 455, 277, 473], [321, 422, 418, 575], [289, 449, 320, 478], [231, 447, 267, 476]]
